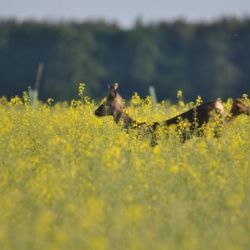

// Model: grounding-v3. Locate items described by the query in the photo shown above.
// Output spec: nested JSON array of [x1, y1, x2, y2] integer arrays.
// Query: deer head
[[94, 83, 134, 125], [95, 83, 124, 116], [230, 98, 250, 117]]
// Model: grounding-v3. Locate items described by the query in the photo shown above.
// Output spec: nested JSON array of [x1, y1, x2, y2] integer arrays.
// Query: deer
[[94, 83, 139, 129], [152, 100, 224, 130], [94, 83, 227, 143], [95, 83, 250, 144]]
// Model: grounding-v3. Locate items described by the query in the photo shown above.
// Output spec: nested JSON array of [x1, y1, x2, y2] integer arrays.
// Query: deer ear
[[109, 83, 119, 91]]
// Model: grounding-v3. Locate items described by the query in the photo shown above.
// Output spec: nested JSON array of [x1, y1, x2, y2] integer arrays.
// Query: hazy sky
[[1, 0, 250, 27]]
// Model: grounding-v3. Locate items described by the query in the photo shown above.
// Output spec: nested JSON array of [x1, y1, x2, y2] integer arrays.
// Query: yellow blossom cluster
[[0, 88, 249, 250]]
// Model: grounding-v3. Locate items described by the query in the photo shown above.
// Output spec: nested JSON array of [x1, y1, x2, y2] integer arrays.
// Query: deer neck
[[113, 110, 134, 128]]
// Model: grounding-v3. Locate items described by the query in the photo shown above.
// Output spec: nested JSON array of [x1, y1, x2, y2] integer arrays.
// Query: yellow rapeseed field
[[0, 86, 249, 250]]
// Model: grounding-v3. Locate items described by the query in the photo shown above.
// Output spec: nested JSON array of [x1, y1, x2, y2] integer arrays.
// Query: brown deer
[[152, 100, 224, 131], [94, 83, 226, 143], [94, 83, 138, 128]]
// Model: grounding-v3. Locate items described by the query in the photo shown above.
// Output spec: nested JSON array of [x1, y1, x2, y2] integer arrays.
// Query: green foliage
[[0, 19, 250, 101]]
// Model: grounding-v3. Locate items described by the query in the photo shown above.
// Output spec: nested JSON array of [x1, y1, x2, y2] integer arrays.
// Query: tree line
[[0, 18, 250, 102]]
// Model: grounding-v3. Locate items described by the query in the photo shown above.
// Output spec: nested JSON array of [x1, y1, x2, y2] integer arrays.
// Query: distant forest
[[0, 18, 250, 102]]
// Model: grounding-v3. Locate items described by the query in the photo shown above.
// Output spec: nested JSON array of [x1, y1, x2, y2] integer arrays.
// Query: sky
[[1, 0, 250, 27]]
